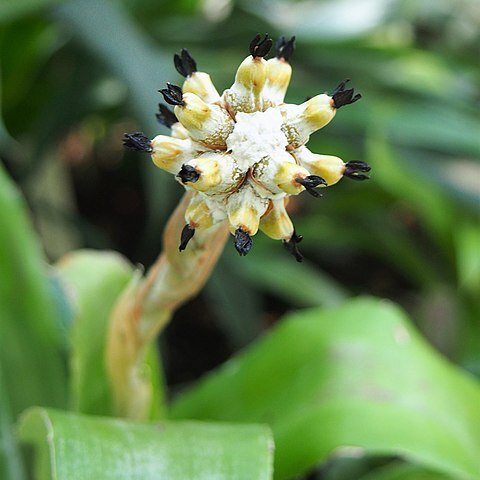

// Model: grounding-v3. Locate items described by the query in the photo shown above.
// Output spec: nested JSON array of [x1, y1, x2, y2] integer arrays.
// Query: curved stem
[[106, 193, 229, 419]]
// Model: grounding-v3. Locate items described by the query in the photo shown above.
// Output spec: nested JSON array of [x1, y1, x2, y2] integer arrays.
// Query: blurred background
[[0, 0, 479, 472]]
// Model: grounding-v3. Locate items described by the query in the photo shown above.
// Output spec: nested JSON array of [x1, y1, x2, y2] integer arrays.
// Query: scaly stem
[[106, 193, 229, 419]]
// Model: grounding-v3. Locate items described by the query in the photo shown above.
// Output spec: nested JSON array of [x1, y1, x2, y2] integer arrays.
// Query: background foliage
[[0, 0, 479, 479]]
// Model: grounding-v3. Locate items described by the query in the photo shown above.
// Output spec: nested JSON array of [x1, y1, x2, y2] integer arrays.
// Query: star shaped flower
[[124, 34, 370, 261]]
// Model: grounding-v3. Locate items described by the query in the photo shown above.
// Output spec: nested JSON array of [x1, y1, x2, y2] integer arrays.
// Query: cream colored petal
[[293, 146, 345, 186], [259, 198, 294, 240]]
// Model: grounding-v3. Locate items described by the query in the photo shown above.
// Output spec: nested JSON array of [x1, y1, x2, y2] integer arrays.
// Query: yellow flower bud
[[175, 92, 234, 147], [264, 57, 292, 106], [294, 147, 345, 186], [281, 94, 335, 148], [150, 135, 194, 174], [224, 55, 269, 114], [275, 162, 313, 195], [260, 198, 294, 240], [226, 182, 269, 235], [185, 193, 214, 229], [252, 154, 314, 196], [183, 72, 220, 104], [170, 122, 190, 140], [178, 152, 241, 194]]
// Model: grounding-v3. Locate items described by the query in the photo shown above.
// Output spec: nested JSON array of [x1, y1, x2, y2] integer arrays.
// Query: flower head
[[124, 35, 370, 261]]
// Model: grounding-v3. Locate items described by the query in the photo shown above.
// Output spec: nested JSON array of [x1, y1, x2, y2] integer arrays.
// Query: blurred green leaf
[[366, 126, 455, 249], [359, 462, 452, 480], [18, 407, 274, 480], [205, 255, 264, 348], [56, 249, 166, 418], [0, 0, 60, 23], [0, 364, 26, 480], [0, 164, 66, 415], [171, 298, 480, 480], [383, 102, 480, 158], [237, 250, 348, 308], [56, 0, 178, 232], [455, 223, 480, 295]]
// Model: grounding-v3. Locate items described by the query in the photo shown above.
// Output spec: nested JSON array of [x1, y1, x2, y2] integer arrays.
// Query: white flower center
[[226, 107, 288, 171]]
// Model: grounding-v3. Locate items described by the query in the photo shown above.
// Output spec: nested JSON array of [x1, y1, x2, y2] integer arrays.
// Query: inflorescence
[[123, 34, 370, 261]]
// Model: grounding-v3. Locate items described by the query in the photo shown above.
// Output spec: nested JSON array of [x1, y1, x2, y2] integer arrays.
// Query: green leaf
[[0, 164, 66, 416], [18, 407, 274, 480], [455, 223, 480, 296], [0, 364, 26, 480], [0, 0, 60, 23], [205, 255, 264, 348], [56, 0, 178, 232], [237, 250, 348, 308], [365, 126, 455, 249], [171, 298, 480, 480], [56, 250, 166, 419], [56, 250, 130, 414]]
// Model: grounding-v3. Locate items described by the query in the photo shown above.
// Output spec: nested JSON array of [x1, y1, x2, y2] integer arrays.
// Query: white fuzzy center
[[226, 107, 288, 171]]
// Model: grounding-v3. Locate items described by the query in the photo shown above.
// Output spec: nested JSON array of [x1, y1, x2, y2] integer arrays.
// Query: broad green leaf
[[171, 298, 480, 480], [0, 364, 26, 480], [56, 250, 127, 414], [56, 250, 166, 419], [18, 407, 274, 480], [0, 164, 66, 416]]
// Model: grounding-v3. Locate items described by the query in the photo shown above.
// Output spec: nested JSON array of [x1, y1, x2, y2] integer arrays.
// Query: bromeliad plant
[[5, 31, 480, 480], [124, 34, 370, 261]]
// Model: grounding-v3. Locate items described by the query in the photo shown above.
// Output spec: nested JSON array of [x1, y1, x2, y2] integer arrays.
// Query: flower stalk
[[106, 193, 228, 419]]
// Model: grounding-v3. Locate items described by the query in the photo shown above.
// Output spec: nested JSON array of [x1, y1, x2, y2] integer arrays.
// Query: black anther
[[296, 175, 327, 197], [344, 160, 371, 181], [174, 48, 197, 77], [276, 35, 296, 61], [283, 230, 303, 262], [156, 103, 178, 128], [177, 164, 201, 183], [234, 228, 253, 256], [122, 132, 153, 152], [179, 224, 196, 251], [159, 83, 184, 106], [249, 33, 273, 58], [331, 79, 362, 109]]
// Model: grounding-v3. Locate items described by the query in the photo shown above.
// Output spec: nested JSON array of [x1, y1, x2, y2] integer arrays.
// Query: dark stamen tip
[[344, 160, 371, 180], [179, 224, 195, 251], [296, 175, 327, 197], [234, 228, 253, 256], [159, 82, 184, 106], [331, 79, 361, 109], [174, 49, 197, 77], [156, 103, 178, 128], [249, 33, 272, 58], [283, 230, 304, 262], [177, 164, 201, 183], [276, 35, 296, 61], [249, 34, 262, 55], [122, 132, 153, 152]]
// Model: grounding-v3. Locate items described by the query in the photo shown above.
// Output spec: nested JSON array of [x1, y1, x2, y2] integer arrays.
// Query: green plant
[[1, 1, 479, 479]]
